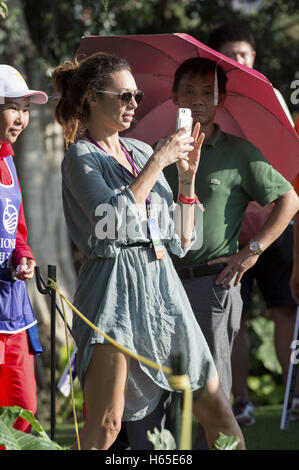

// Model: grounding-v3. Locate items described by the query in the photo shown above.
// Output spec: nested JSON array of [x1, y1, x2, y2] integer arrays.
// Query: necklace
[[85, 130, 151, 208]]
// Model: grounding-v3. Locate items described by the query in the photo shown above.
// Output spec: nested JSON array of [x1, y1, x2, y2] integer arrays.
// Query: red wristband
[[178, 193, 205, 212], [178, 193, 195, 205]]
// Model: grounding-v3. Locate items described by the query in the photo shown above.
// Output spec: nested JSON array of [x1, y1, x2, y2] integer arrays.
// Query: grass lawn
[[241, 405, 299, 450], [52, 404, 299, 451]]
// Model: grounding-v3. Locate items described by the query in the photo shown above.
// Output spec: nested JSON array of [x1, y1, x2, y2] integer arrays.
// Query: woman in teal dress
[[52, 52, 245, 450]]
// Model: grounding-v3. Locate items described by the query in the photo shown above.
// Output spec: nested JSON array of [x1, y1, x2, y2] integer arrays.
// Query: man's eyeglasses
[[97, 90, 144, 105]]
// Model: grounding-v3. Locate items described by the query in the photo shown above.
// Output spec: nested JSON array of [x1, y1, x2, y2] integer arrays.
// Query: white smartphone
[[176, 107, 192, 136]]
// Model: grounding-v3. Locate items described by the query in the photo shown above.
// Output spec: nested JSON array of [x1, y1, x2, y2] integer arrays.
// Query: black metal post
[[48, 265, 57, 441], [35, 265, 57, 441], [38, 272, 72, 336], [169, 354, 185, 448]]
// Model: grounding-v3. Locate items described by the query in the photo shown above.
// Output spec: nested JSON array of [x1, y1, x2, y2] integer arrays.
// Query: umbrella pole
[[280, 305, 299, 430]]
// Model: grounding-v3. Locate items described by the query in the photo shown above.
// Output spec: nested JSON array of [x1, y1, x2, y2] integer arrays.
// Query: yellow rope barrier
[[168, 375, 193, 450], [47, 277, 192, 450], [48, 278, 172, 375]]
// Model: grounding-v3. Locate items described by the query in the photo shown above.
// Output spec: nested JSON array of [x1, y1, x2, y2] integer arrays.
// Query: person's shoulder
[[62, 140, 104, 174], [220, 131, 265, 160], [221, 130, 256, 149], [64, 140, 106, 165], [66, 139, 95, 156]]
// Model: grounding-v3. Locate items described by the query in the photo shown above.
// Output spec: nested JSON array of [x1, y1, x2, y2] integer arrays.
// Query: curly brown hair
[[52, 52, 131, 146]]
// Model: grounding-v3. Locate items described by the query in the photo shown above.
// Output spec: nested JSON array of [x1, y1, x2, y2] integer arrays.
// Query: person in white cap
[[0, 65, 47, 438]]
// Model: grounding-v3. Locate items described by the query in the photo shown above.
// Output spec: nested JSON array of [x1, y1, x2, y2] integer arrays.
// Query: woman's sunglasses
[[97, 90, 144, 105]]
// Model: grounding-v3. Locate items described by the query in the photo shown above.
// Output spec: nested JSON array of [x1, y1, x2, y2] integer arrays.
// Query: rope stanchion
[[36, 265, 193, 450], [168, 374, 192, 450], [168, 354, 192, 450], [35, 265, 57, 441]]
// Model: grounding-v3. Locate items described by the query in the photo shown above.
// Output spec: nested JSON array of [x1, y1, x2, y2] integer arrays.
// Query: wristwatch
[[248, 240, 263, 256]]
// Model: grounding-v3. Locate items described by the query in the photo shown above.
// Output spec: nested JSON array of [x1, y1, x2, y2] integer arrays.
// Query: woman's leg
[[193, 375, 245, 450], [75, 344, 130, 450]]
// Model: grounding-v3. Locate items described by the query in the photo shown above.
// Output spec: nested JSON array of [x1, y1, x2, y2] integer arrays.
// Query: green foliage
[[187, 1, 298, 116], [251, 316, 282, 375], [248, 374, 284, 405], [246, 283, 285, 405], [147, 427, 239, 450], [0, 1, 8, 18], [21, 0, 118, 65], [0, 0, 298, 116], [0, 406, 65, 450], [0, 6, 23, 63], [213, 432, 240, 450], [147, 427, 177, 450]]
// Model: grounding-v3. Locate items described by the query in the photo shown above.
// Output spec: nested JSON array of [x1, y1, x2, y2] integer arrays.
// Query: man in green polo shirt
[[163, 57, 299, 448], [169, 124, 292, 267]]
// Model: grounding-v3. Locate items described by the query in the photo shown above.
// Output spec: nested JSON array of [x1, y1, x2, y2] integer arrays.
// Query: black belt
[[121, 242, 153, 248], [176, 263, 226, 280]]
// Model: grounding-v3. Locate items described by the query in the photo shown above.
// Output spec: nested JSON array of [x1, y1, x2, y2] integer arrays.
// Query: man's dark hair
[[208, 23, 256, 52], [172, 57, 227, 95]]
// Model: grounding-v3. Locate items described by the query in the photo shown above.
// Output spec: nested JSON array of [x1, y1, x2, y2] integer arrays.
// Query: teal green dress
[[61, 137, 217, 421]]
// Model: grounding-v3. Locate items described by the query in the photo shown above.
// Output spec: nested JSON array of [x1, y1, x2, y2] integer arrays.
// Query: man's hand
[[208, 247, 260, 288]]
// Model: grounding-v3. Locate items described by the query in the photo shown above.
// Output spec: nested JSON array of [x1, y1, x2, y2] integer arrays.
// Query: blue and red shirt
[[0, 143, 35, 267], [0, 143, 37, 334]]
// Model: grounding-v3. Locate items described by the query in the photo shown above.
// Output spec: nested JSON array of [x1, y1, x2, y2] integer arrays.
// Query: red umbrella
[[76, 33, 299, 181]]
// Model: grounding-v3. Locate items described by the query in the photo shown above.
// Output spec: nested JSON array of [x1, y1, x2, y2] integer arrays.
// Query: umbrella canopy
[[76, 33, 298, 181]]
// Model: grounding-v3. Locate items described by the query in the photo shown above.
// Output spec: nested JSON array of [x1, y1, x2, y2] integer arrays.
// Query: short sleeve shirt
[[163, 125, 292, 266]]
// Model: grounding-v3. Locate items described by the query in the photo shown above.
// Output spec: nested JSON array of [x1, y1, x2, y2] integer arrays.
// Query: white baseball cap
[[0, 64, 48, 104]]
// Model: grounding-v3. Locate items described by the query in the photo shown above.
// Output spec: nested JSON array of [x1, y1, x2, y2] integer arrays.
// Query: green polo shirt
[[163, 125, 292, 266]]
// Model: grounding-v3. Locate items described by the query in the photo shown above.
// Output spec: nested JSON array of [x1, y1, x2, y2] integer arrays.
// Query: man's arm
[[247, 189, 299, 250], [209, 189, 299, 287]]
